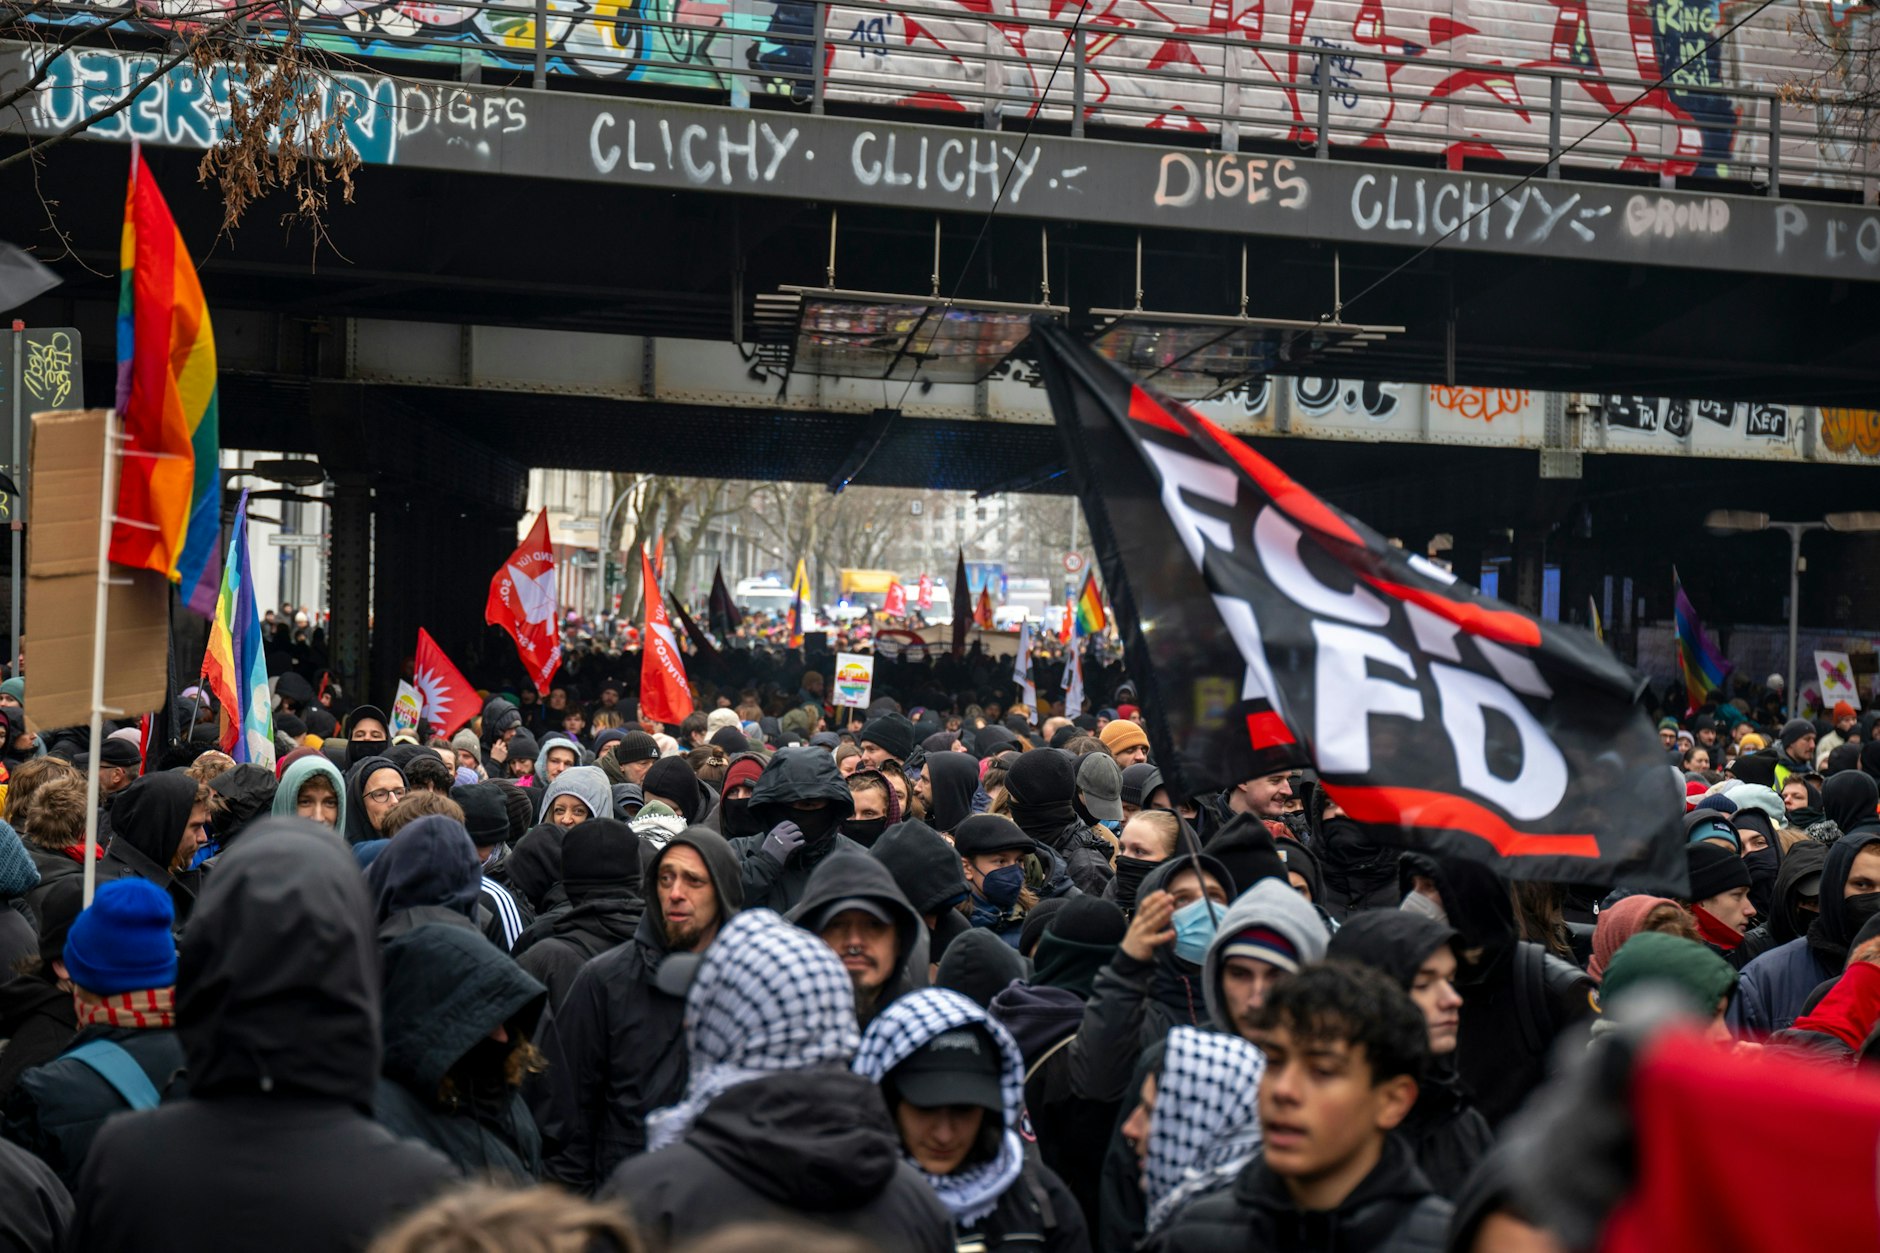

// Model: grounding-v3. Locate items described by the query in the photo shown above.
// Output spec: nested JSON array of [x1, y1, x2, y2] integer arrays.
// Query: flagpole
[[83, 410, 127, 906]]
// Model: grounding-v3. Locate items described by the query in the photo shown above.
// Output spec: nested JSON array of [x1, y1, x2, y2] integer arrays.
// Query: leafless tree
[[1787, 0, 1880, 161], [1, 0, 362, 254]]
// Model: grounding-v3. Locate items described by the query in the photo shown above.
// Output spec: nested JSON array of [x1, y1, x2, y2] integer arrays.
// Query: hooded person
[[789, 852, 928, 1027], [64, 820, 455, 1251], [533, 733, 585, 785], [0, 1132, 70, 1253], [1003, 750, 1114, 896], [1, 879, 185, 1191], [844, 768, 904, 849], [598, 909, 954, 1253], [538, 765, 613, 830], [1312, 798, 1404, 921], [1201, 877, 1331, 1041], [1733, 820, 1880, 1035], [532, 826, 743, 1192], [1824, 768, 1880, 841], [364, 815, 489, 943], [872, 819, 972, 966], [499, 766, 617, 918], [343, 756, 408, 847], [512, 820, 644, 1010], [271, 753, 346, 833], [1413, 856, 1593, 1127], [1326, 911, 1492, 1199], [988, 897, 1129, 1232], [1587, 896, 1685, 982], [202, 765, 277, 863], [922, 751, 980, 836], [1739, 841, 1828, 968], [373, 922, 548, 1181], [936, 929, 1030, 1009], [480, 697, 523, 772], [855, 988, 1090, 1253], [1120, 1026, 1267, 1238], [728, 746, 862, 913], [453, 781, 531, 953], [97, 772, 207, 933]]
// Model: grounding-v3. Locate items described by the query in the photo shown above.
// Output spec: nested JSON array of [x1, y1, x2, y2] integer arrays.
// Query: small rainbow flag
[[202, 491, 274, 768], [788, 557, 811, 647], [114, 148, 222, 617], [1674, 568, 1731, 715], [1074, 572, 1106, 635]]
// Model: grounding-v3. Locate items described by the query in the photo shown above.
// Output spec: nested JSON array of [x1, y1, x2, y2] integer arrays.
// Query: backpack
[[1510, 940, 1594, 1057], [63, 1038, 162, 1111]]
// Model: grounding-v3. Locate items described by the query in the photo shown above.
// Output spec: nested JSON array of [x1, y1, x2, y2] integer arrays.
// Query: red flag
[[884, 581, 908, 616], [974, 586, 994, 628], [486, 508, 562, 696], [917, 573, 933, 611], [652, 534, 666, 583], [413, 628, 480, 737], [1059, 593, 1075, 644], [640, 547, 694, 727]]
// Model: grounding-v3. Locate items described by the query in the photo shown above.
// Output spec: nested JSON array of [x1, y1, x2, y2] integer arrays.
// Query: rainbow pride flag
[[1074, 572, 1106, 635], [114, 148, 221, 617], [1674, 568, 1731, 715], [202, 491, 274, 768]]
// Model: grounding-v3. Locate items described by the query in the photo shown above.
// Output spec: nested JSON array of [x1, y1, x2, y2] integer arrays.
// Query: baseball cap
[[809, 896, 896, 933], [888, 1027, 1003, 1113], [1077, 752, 1124, 823]]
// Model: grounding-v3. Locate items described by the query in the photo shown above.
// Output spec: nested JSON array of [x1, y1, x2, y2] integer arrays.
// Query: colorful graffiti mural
[[34, 0, 1863, 183], [1820, 407, 1880, 458]]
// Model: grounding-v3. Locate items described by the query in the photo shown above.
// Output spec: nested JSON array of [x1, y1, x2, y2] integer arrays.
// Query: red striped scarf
[[77, 987, 175, 1029]]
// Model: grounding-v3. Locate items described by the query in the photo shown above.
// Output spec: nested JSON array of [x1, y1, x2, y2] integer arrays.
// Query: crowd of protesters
[[0, 637, 1875, 1253]]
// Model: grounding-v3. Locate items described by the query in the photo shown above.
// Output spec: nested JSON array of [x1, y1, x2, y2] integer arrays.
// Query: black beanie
[[492, 779, 535, 843], [36, 874, 85, 970], [1046, 895, 1127, 946], [1203, 813, 1288, 892], [642, 757, 702, 822], [1730, 752, 1779, 789], [561, 818, 640, 895], [1686, 842, 1751, 901], [453, 781, 511, 849], [709, 726, 750, 754], [614, 730, 660, 765], [1018, 896, 1072, 957], [860, 714, 916, 763], [1049, 724, 1079, 749], [1005, 748, 1077, 807], [936, 928, 1029, 1008], [1779, 718, 1814, 750], [508, 732, 540, 766]]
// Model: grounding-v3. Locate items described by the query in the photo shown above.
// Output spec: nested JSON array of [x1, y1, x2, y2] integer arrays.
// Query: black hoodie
[[1739, 840, 1828, 966], [1326, 912, 1494, 1199], [1420, 855, 1592, 1128], [787, 852, 927, 1026], [514, 819, 646, 1010], [922, 752, 980, 835], [99, 771, 200, 931], [1006, 749, 1114, 896], [600, 1068, 954, 1253], [365, 815, 484, 941], [532, 826, 743, 1192], [374, 923, 547, 1181], [343, 756, 406, 847], [67, 821, 454, 1252], [731, 747, 862, 913]]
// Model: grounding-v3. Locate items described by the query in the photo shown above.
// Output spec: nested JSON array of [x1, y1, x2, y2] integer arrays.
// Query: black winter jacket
[[786, 851, 927, 1026], [968, 1147, 1092, 1253], [515, 893, 643, 1010], [1143, 1136, 1452, 1253], [532, 826, 743, 1192], [374, 923, 547, 1181], [98, 772, 201, 932], [1, 1025, 184, 1190], [66, 821, 455, 1253], [730, 746, 861, 912], [0, 974, 74, 1102], [989, 980, 1114, 1232], [599, 1069, 955, 1253], [0, 1133, 69, 1252]]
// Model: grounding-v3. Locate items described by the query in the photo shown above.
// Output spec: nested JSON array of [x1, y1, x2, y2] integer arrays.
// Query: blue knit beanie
[[63, 878, 177, 996]]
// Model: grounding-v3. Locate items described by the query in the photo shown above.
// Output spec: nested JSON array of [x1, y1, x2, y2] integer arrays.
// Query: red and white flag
[[917, 573, 933, 611], [639, 546, 693, 727], [883, 581, 908, 616], [413, 628, 480, 737], [486, 508, 562, 696]]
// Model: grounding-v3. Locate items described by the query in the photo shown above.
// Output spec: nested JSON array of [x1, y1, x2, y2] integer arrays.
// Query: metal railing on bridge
[[27, 0, 1878, 196]]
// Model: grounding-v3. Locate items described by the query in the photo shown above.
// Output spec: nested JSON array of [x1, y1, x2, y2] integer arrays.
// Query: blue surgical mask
[[1172, 896, 1222, 965], [979, 863, 1026, 908], [1099, 818, 1123, 834]]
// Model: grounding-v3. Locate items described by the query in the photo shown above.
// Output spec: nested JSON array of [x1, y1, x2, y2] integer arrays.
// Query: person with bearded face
[[728, 747, 863, 913], [371, 923, 547, 1181]]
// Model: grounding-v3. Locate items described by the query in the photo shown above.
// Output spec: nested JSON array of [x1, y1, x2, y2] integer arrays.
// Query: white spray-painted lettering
[[1350, 174, 1611, 244], [1153, 153, 1307, 210], [589, 113, 799, 185]]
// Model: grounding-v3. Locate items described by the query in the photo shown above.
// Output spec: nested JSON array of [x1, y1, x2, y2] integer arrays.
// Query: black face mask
[[1112, 855, 1157, 913], [721, 797, 762, 838], [1744, 847, 1781, 922], [1789, 807, 1824, 832], [1843, 891, 1880, 939], [843, 817, 889, 848], [789, 805, 844, 849]]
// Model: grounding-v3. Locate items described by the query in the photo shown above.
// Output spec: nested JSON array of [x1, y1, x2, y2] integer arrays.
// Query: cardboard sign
[[1816, 650, 1861, 712], [26, 410, 170, 729], [833, 652, 874, 709], [392, 680, 423, 735]]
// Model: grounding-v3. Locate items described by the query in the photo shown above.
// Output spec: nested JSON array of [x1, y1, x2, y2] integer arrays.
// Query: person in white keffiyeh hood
[[855, 989, 1091, 1253], [1121, 1025, 1267, 1236], [601, 910, 955, 1253]]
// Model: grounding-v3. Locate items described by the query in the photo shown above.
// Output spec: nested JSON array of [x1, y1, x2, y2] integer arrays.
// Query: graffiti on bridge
[[1602, 395, 1788, 440], [1820, 408, 1880, 459]]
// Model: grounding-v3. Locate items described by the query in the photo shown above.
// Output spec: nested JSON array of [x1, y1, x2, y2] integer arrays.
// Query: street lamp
[[1704, 510, 1880, 707]]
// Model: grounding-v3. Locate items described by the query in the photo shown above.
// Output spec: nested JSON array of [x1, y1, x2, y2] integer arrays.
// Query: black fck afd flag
[[1032, 322, 1684, 892]]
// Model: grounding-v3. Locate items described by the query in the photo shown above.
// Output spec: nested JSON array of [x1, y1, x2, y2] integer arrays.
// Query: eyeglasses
[[364, 786, 407, 804]]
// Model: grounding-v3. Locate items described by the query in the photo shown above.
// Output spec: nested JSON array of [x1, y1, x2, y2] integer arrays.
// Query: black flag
[[1032, 321, 1683, 893], [709, 563, 742, 637], [950, 549, 971, 660], [669, 593, 720, 664]]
